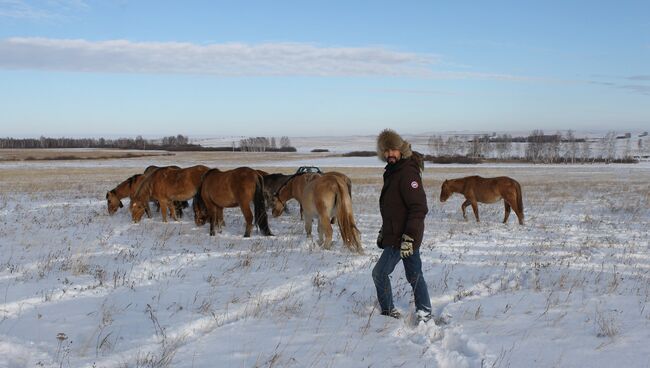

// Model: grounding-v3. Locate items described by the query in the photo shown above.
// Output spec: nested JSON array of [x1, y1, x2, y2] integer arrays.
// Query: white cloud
[[0, 37, 441, 77], [0, 0, 86, 20]]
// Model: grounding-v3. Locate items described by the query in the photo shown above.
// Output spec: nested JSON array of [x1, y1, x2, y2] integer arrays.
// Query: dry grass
[[0, 149, 173, 161]]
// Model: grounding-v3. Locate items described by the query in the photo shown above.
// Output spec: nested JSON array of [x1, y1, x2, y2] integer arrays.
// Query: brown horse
[[141, 165, 189, 218], [193, 167, 272, 237], [271, 172, 321, 218], [273, 174, 362, 253], [440, 176, 524, 225], [106, 165, 190, 218], [106, 173, 148, 215], [130, 165, 209, 222]]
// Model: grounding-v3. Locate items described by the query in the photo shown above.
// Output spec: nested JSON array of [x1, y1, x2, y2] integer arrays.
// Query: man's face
[[384, 148, 401, 164]]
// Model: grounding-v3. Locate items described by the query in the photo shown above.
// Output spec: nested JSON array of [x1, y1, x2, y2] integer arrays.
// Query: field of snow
[[1, 151, 649, 367]]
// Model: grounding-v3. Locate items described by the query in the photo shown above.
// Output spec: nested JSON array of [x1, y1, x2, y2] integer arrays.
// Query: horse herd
[[106, 164, 525, 255], [106, 165, 363, 253]]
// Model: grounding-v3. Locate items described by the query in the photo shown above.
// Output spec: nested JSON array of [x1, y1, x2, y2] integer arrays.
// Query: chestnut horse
[[271, 172, 321, 218], [440, 175, 524, 225], [106, 173, 147, 215], [273, 174, 362, 253], [193, 167, 272, 237], [106, 165, 188, 217], [130, 165, 209, 222]]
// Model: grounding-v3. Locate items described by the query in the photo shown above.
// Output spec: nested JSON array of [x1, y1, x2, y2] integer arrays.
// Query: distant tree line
[[238, 136, 295, 152], [427, 130, 642, 164], [0, 134, 297, 152], [0, 135, 191, 150]]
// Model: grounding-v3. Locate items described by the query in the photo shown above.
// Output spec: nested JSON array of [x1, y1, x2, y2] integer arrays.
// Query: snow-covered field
[[1, 151, 649, 368]]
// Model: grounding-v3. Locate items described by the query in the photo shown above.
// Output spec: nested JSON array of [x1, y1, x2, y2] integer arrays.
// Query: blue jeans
[[372, 247, 432, 314]]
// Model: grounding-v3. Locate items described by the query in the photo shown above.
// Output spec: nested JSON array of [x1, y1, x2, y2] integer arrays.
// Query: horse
[[105, 165, 189, 218], [142, 165, 190, 218], [106, 173, 147, 215], [192, 167, 272, 237], [130, 165, 209, 222], [271, 172, 321, 218], [273, 174, 362, 253], [261, 173, 293, 211], [440, 175, 524, 225]]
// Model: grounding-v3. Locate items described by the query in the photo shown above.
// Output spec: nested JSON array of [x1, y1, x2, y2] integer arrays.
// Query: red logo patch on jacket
[[411, 181, 419, 189]]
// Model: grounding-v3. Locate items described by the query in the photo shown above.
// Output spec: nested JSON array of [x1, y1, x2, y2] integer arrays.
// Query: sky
[[0, 0, 649, 138]]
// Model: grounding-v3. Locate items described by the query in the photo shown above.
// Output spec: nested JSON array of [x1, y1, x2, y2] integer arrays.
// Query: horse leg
[[304, 214, 313, 239], [159, 200, 169, 222], [461, 199, 471, 220], [145, 203, 152, 218], [209, 207, 218, 236], [503, 201, 511, 223], [240, 203, 254, 237], [216, 207, 225, 232], [169, 201, 178, 221], [319, 216, 333, 250], [512, 202, 525, 225], [300, 204, 304, 220], [471, 200, 480, 222]]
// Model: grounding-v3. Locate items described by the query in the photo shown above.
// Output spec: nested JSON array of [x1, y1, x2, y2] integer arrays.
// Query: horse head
[[106, 190, 123, 215], [440, 180, 451, 202], [129, 200, 147, 223], [271, 193, 285, 217]]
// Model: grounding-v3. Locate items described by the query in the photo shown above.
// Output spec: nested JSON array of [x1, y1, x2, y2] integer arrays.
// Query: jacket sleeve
[[400, 168, 428, 241]]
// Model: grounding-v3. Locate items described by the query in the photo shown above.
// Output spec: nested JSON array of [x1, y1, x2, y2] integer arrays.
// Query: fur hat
[[376, 129, 412, 161]]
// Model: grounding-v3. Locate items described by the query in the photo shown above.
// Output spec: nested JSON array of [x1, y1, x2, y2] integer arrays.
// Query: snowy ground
[[0, 151, 649, 367]]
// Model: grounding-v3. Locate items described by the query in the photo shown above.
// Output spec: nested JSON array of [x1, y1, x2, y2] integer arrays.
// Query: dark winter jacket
[[379, 156, 428, 249]]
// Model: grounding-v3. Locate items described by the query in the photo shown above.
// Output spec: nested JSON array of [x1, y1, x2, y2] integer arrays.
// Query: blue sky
[[1, 0, 648, 138]]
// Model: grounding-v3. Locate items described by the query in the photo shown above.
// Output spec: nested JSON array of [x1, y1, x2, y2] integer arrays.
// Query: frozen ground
[[0, 152, 649, 367]]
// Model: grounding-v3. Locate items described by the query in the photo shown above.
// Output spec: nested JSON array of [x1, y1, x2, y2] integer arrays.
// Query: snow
[[0, 151, 649, 367]]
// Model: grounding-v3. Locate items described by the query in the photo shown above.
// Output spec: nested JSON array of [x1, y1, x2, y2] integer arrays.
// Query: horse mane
[[274, 172, 310, 196], [126, 174, 141, 189], [133, 173, 153, 201]]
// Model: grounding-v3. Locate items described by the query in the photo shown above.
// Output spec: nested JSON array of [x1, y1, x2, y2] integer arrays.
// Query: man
[[372, 129, 432, 323]]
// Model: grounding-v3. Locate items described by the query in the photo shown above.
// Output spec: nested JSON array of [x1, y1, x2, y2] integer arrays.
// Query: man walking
[[372, 129, 432, 323]]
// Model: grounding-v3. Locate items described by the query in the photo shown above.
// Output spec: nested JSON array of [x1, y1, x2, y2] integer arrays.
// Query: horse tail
[[335, 179, 362, 254], [515, 179, 524, 218], [254, 175, 273, 236]]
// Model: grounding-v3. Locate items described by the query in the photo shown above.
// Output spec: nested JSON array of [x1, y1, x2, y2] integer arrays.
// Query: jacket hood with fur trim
[[376, 129, 412, 161]]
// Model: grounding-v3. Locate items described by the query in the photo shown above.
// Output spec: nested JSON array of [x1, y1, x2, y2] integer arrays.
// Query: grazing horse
[[261, 173, 293, 211], [105, 166, 189, 218], [130, 165, 209, 222], [271, 172, 321, 218], [142, 165, 189, 218], [106, 173, 147, 215], [273, 174, 362, 253], [193, 167, 272, 237], [440, 175, 524, 225]]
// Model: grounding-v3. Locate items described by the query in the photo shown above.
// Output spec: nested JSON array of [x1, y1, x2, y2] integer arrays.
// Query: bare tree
[[565, 130, 578, 164], [280, 136, 291, 148], [427, 135, 444, 157], [623, 138, 632, 159], [580, 140, 591, 163], [604, 131, 617, 163]]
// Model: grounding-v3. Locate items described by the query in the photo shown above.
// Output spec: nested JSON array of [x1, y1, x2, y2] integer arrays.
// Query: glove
[[376, 230, 384, 249], [400, 234, 414, 258]]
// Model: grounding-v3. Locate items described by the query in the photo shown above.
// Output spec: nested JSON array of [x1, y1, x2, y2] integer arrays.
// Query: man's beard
[[387, 156, 398, 164]]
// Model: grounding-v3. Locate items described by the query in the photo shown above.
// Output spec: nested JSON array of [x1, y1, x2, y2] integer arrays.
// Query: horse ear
[[119, 201, 124, 208], [105, 192, 110, 199]]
